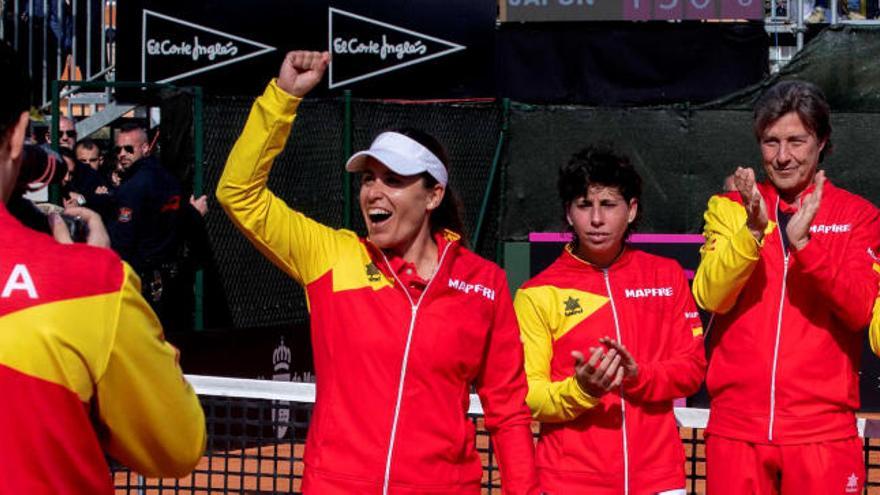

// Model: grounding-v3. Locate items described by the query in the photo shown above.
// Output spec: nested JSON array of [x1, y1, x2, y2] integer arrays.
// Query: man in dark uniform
[[108, 122, 189, 331]]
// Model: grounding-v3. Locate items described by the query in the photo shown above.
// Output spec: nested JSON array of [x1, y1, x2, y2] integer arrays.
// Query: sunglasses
[[61, 130, 77, 138], [114, 145, 136, 155]]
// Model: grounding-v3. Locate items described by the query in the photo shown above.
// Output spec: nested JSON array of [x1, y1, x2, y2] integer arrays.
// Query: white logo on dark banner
[[327, 7, 466, 89], [141, 9, 276, 84], [271, 337, 292, 439]]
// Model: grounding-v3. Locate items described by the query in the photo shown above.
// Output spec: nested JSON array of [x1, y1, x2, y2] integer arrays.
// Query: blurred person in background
[[57, 115, 76, 149], [62, 144, 114, 222], [108, 124, 186, 327], [108, 123, 208, 331], [75, 138, 104, 172]]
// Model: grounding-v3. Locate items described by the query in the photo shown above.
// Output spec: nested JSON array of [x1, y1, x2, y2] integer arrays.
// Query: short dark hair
[[558, 145, 642, 234], [118, 122, 146, 134], [117, 122, 149, 143], [75, 137, 100, 151], [390, 128, 469, 247], [0, 42, 30, 145], [753, 80, 832, 162]]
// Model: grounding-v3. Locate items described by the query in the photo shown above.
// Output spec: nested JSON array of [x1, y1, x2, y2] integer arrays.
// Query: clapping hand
[[785, 170, 825, 252], [599, 337, 639, 383], [572, 346, 624, 398], [734, 167, 768, 243]]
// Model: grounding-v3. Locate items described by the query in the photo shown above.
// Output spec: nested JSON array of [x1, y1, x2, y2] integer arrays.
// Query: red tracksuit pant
[[706, 434, 864, 495]]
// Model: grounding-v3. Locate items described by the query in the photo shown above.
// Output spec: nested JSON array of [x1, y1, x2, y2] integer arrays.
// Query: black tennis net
[[110, 375, 880, 495]]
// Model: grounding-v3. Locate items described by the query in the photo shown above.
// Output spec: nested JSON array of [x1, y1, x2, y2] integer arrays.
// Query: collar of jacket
[[364, 229, 461, 290], [561, 242, 635, 273], [119, 155, 157, 182], [758, 178, 826, 215]]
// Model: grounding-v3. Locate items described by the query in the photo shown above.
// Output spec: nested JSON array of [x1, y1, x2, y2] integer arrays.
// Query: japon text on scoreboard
[[503, 0, 763, 22]]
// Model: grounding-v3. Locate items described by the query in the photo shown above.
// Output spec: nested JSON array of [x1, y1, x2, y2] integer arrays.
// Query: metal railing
[[1, 0, 116, 109]]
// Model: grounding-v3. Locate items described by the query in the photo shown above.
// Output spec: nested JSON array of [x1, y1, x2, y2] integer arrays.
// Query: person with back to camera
[[216, 50, 541, 494], [693, 79, 880, 494], [0, 42, 205, 495], [514, 146, 706, 495]]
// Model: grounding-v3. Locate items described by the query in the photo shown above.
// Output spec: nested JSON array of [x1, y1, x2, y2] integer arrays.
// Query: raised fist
[[277, 50, 330, 98]]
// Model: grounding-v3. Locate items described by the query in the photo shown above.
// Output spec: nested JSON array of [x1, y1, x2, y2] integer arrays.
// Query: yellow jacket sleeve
[[692, 195, 774, 314], [96, 264, 206, 478], [870, 292, 880, 356], [216, 79, 356, 287], [514, 288, 599, 423]]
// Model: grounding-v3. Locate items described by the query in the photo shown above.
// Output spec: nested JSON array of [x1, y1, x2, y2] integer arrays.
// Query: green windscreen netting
[[203, 97, 500, 328], [503, 25, 880, 240], [203, 97, 345, 328], [713, 25, 880, 112]]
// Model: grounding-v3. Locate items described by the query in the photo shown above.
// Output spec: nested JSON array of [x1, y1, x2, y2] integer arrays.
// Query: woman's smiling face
[[359, 157, 443, 253]]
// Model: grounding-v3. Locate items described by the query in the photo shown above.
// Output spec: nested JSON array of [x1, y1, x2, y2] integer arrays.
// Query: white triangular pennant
[[327, 7, 466, 89], [141, 9, 276, 84]]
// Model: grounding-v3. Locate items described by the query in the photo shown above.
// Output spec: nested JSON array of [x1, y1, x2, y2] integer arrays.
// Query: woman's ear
[[627, 199, 639, 224], [427, 184, 445, 211]]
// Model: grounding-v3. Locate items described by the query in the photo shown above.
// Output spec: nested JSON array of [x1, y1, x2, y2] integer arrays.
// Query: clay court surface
[[112, 419, 880, 494]]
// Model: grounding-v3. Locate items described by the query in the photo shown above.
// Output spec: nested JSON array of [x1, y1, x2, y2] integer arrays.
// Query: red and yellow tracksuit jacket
[[693, 180, 880, 444], [216, 80, 539, 495], [514, 246, 706, 495], [0, 206, 205, 495]]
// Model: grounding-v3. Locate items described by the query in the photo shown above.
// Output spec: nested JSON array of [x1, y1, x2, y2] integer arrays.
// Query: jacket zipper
[[768, 197, 788, 442], [379, 242, 453, 495], [603, 269, 629, 495]]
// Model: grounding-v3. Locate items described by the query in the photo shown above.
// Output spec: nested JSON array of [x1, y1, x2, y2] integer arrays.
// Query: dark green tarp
[[501, 25, 880, 240]]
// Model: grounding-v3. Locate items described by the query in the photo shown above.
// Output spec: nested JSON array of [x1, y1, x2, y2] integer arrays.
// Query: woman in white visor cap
[[217, 51, 540, 495]]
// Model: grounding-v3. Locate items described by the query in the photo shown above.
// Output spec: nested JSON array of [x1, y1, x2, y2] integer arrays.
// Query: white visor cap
[[345, 131, 448, 186]]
